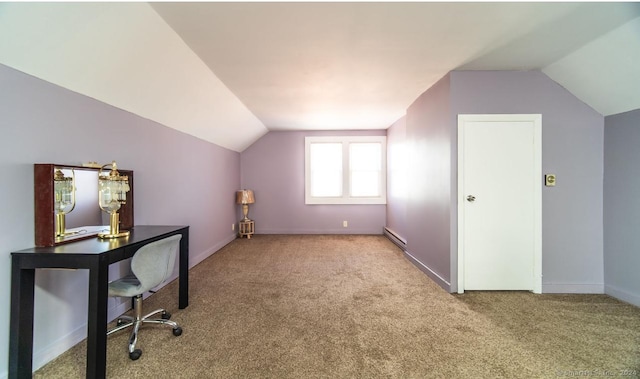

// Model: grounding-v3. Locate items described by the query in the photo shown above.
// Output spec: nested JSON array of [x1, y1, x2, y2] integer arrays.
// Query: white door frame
[[457, 114, 542, 294]]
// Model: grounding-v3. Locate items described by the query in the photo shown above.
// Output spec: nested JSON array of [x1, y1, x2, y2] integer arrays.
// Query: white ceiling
[[151, 2, 640, 133]]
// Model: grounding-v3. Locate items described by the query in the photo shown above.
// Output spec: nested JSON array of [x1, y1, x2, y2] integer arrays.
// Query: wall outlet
[[232, 223, 235, 231], [343, 221, 348, 227]]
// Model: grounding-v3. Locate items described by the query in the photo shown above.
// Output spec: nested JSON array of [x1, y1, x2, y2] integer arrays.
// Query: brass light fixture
[[98, 161, 130, 239], [236, 189, 255, 239], [53, 168, 76, 237], [236, 189, 255, 221]]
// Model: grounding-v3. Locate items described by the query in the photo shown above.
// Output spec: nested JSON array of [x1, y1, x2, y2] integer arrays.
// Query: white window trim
[[305, 136, 387, 205]]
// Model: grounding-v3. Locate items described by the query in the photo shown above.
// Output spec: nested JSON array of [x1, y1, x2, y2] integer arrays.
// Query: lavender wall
[[450, 70, 604, 293], [385, 116, 408, 240], [389, 70, 605, 293], [0, 64, 240, 374], [402, 74, 454, 288], [240, 130, 386, 234], [604, 109, 640, 306]]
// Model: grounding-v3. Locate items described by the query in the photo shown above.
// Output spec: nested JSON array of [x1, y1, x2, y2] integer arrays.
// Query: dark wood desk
[[9, 225, 189, 379]]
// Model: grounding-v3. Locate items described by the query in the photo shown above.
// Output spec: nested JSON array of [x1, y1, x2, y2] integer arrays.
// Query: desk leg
[[9, 258, 35, 379], [179, 229, 189, 309], [87, 261, 109, 379]]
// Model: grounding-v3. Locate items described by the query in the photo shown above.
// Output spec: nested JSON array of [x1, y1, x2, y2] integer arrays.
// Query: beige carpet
[[35, 235, 640, 378]]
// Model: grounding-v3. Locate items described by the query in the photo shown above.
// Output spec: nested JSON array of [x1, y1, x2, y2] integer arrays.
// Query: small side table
[[238, 220, 255, 239]]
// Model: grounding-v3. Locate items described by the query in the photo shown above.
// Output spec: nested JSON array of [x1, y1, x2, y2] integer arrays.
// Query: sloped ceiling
[[0, 3, 267, 152], [2, 3, 639, 152], [152, 2, 640, 135], [542, 16, 640, 116]]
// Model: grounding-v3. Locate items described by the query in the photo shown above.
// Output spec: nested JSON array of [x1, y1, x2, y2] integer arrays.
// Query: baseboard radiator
[[383, 227, 407, 251]]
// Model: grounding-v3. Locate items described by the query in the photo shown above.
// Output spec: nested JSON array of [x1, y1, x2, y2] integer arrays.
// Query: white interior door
[[458, 114, 541, 293]]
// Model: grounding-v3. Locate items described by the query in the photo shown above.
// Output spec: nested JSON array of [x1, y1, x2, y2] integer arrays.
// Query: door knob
[[466, 195, 476, 202]]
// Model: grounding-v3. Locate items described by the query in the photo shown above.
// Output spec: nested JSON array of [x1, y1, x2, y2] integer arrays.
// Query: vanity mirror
[[34, 163, 134, 247]]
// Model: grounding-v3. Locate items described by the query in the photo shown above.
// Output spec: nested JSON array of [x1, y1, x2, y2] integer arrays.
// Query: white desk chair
[[107, 234, 183, 360]]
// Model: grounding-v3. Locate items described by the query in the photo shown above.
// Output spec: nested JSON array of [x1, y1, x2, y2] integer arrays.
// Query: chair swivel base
[[107, 295, 182, 360]]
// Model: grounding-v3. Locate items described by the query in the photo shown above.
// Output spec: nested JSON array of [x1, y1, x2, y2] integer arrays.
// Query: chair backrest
[[131, 234, 182, 292]]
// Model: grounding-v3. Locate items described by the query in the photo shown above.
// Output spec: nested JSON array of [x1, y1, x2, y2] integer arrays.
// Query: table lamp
[[98, 161, 130, 238], [53, 168, 75, 237], [236, 189, 255, 221]]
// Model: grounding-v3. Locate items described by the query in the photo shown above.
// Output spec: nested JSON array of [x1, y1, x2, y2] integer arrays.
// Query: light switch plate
[[545, 174, 556, 187]]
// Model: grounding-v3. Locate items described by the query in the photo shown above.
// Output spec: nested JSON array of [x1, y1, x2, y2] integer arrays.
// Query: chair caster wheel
[[161, 311, 171, 320], [173, 327, 183, 336], [116, 319, 126, 326], [129, 349, 142, 360]]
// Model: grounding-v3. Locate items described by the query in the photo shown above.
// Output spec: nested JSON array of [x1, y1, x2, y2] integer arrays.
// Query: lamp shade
[[98, 161, 130, 239], [99, 162, 130, 211], [236, 189, 255, 204]]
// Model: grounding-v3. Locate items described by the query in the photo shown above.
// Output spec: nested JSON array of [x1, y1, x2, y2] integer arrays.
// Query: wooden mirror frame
[[34, 163, 134, 247]]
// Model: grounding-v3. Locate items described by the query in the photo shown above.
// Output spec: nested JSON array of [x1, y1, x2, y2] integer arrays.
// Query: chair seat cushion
[[108, 274, 143, 297]]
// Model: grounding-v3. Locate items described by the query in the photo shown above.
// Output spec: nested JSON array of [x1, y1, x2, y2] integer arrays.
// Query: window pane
[[351, 171, 380, 197], [350, 143, 381, 170], [310, 143, 342, 197], [311, 170, 342, 197], [305, 136, 386, 204], [311, 143, 342, 170], [350, 143, 381, 197]]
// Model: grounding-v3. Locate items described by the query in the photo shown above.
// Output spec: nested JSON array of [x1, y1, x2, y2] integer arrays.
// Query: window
[[305, 136, 387, 204]]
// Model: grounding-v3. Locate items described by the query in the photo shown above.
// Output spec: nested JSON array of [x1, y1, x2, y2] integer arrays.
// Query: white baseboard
[[542, 283, 604, 294], [257, 229, 382, 235], [1, 286, 154, 377], [605, 284, 640, 307], [32, 323, 86, 371], [32, 296, 132, 371], [191, 233, 237, 267], [403, 250, 451, 292]]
